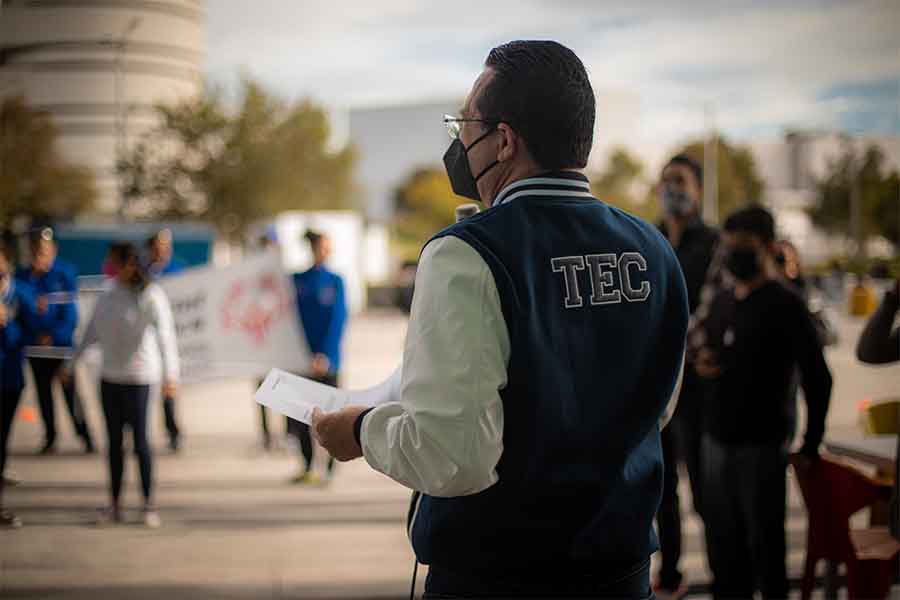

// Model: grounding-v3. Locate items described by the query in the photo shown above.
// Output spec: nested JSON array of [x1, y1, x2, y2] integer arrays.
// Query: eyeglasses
[[443, 114, 498, 140]]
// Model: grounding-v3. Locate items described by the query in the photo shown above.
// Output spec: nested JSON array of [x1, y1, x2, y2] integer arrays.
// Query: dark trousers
[[162, 394, 179, 443], [654, 374, 706, 589], [29, 357, 92, 446], [100, 381, 153, 504], [655, 425, 683, 590], [702, 435, 788, 600], [1, 387, 24, 484], [257, 378, 272, 447], [424, 559, 654, 599], [287, 373, 337, 474]]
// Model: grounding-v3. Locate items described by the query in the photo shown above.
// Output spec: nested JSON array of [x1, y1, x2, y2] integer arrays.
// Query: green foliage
[[677, 137, 765, 220], [589, 147, 658, 222], [392, 167, 461, 261], [808, 144, 899, 246], [119, 79, 357, 238], [0, 96, 96, 226]]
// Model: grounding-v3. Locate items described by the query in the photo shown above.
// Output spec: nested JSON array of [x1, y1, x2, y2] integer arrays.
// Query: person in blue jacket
[[289, 230, 347, 484], [1, 245, 35, 527], [16, 229, 94, 454], [145, 229, 186, 452]]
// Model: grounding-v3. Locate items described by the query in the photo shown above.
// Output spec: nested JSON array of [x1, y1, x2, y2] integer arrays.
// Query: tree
[[676, 137, 765, 221], [590, 147, 658, 222], [119, 79, 357, 239], [392, 167, 461, 261], [808, 144, 900, 250], [0, 96, 96, 227]]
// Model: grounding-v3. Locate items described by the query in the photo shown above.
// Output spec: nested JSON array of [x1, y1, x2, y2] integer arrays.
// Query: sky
[[207, 0, 900, 151]]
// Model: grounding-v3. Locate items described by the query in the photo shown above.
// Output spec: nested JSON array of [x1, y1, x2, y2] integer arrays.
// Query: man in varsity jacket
[[314, 40, 689, 598]]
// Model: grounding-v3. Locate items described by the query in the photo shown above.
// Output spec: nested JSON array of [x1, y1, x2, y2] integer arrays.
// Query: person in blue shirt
[[289, 230, 347, 484], [16, 229, 94, 455], [1, 245, 35, 527], [145, 229, 186, 452]]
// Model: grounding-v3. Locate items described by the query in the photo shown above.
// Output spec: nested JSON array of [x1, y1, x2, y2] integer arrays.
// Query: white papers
[[254, 366, 401, 425]]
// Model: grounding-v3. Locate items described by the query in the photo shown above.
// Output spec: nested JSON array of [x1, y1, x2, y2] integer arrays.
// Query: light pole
[[111, 17, 141, 221], [703, 103, 719, 224]]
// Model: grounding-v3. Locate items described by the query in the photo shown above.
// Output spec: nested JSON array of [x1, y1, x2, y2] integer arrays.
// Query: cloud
[[205, 0, 900, 151]]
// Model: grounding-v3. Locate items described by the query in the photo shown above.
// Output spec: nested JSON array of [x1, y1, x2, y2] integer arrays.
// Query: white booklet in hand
[[255, 366, 401, 425]]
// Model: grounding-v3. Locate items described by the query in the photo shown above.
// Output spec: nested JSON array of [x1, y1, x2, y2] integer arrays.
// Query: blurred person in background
[[653, 153, 718, 600], [0, 245, 34, 528], [64, 242, 179, 528], [857, 278, 899, 365], [694, 206, 831, 600], [288, 230, 347, 484], [256, 229, 282, 451], [146, 229, 185, 452], [16, 228, 94, 455], [774, 240, 807, 298]]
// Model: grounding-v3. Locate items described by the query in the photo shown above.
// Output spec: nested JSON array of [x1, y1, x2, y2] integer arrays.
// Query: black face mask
[[726, 247, 762, 282], [443, 129, 499, 202]]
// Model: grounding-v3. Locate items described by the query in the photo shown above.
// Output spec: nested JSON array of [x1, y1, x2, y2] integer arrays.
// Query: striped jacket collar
[[493, 171, 593, 207]]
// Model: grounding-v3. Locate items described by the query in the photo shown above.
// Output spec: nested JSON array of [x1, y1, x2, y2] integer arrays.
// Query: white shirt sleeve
[[149, 284, 180, 383], [360, 236, 510, 498]]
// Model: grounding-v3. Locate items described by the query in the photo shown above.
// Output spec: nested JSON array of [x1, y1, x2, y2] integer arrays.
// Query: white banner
[[159, 252, 310, 382]]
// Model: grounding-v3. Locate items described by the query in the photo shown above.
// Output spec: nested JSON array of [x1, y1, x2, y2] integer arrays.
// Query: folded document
[[254, 367, 401, 425]]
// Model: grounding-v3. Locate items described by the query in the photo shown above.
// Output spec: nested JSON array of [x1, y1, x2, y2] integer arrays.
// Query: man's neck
[[663, 214, 693, 247]]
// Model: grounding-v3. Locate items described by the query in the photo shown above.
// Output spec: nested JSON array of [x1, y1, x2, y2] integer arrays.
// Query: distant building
[[750, 131, 900, 263], [0, 0, 206, 216]]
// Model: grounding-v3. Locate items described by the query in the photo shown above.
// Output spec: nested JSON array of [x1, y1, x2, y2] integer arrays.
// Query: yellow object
[[849, 284, 878, 317], [865, 399, 900, 435]]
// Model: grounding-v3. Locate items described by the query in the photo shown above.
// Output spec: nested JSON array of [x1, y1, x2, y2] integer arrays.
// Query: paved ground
[[1, 305, 898, 599]]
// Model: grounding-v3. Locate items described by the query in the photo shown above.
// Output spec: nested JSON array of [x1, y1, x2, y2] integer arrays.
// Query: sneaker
[[0, 510, 22, 528], [143, 509, 161, 529], [38, 441, 56, 455], [652, 579, 688, 600], [168, 436, 180, 453], [83, 438, 96, 455], [95, 507, 122, 527], [289, 471, 321, 485]]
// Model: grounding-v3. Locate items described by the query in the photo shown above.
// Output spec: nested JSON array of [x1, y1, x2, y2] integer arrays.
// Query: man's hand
[[0, 304, 7, 328], [37, 334, 53, 346], [36, 295, 49, 314], [311, 353, 330, 378], [311, 406, 367, 462]]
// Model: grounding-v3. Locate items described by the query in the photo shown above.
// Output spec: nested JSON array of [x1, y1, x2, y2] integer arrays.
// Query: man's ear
[[496, 122, 518, 162]]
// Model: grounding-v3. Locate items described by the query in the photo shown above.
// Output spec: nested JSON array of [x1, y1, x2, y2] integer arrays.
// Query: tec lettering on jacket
[[551, 252, 651, 308]]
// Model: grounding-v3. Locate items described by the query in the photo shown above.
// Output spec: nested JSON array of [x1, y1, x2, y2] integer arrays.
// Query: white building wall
[[0, 0, 206, 215]]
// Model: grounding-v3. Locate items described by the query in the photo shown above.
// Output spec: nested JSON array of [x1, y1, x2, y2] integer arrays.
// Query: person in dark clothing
[[857, 279, 899, 365], [146, 229, 185, 452], [695, 205, 832, 600], [289, 231, 347, 484], [1, 246, 34, 528], [654, 153, 718, 600], [15, 229, 94, 454]]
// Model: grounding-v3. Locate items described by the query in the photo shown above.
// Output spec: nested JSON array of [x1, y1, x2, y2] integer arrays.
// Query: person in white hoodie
[[64, 242, 179, 528]]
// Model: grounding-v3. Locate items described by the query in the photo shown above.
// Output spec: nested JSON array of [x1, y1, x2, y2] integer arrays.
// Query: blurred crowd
[[0, 226, 349, 529]]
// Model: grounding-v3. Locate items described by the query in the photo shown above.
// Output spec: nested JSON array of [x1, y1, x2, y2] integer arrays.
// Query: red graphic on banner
[[220, 272, 292, 346]]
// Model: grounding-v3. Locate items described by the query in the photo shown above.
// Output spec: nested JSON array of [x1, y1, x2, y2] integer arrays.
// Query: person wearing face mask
[[0, 245, 35, 528], [310, 41, 689, 598], [63, 242, 179, 528], [653, 154, 718, 600], [693, 206, 831, 600]]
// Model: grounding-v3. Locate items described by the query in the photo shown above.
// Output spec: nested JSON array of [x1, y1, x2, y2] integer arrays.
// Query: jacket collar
[[493, 171, 593, 207]]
